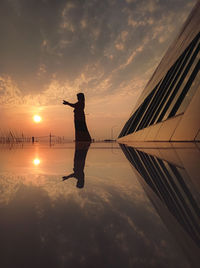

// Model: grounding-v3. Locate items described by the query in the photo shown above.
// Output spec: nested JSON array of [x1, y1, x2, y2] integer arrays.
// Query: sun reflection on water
[[33, 158, 41, 166]]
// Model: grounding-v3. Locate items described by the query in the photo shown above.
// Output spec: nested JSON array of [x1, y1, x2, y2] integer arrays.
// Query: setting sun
[[33, 115, 42, 123]]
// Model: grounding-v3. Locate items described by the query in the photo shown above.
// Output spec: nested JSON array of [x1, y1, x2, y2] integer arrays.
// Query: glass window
[[149, 47, 192, 125], [127, 87, 157, 134], [176, 69, 200, 115], [169, 58, 200, 117], [158, 37, 200, 122]]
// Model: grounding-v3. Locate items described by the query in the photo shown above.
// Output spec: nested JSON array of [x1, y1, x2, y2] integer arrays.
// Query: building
[[118, 1, 200, 142], [120, 143, 200, 267]]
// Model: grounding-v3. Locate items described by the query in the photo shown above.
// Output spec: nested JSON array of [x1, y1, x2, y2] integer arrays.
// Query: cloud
[[0, 0, 196, 136], [0, 76, 22, 105], [0, 0, 195, 96]]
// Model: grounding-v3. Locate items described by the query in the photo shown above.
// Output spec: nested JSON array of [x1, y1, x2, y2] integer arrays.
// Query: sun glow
[[33, 158, 40, 166], [33, 115, 42, 123]]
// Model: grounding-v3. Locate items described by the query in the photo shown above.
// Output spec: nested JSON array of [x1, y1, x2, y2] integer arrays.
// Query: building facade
[[118, 1, 200, 142]]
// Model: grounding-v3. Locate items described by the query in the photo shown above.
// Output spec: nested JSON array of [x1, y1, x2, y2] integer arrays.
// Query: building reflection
[[120, 143, 200, 266], [62, 141, 91, 188]]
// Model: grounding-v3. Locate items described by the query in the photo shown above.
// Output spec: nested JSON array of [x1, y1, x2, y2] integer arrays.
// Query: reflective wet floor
[[0, 142, 199, 268]]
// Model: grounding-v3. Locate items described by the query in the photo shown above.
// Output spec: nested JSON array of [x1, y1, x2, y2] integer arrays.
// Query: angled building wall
[[118, 1, 200, 142], [120, 143, 200, 267]]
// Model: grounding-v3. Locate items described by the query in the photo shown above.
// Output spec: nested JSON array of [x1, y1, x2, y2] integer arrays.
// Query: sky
[[0, 0, 196, 140]]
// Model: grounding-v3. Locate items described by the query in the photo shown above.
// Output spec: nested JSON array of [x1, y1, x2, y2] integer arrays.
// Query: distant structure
[[118, 1, 200, 142]]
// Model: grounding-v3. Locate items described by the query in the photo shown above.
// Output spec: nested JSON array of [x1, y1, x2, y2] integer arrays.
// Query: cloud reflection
[[0, 143, 195, 267]]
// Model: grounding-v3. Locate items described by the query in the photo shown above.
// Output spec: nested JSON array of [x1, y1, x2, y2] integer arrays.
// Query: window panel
[[118, 115, 135, 138], [132, 81, 162, 131], [169, 59, 200, 117], [158, 38, 200, 122], [176, 69, 200, 115], [149, 43, 194, 125], [127, 87, 157, 134]]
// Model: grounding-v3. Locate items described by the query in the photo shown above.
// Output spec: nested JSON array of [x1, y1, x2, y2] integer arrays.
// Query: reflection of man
[[62, 142, 91, 188]]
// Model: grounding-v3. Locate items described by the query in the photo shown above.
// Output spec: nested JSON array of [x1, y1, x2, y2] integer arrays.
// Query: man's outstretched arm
[[63, 100, 76, 108]]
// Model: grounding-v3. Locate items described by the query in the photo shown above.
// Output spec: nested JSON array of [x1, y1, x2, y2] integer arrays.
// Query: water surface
[[0, 142, 199, 268]]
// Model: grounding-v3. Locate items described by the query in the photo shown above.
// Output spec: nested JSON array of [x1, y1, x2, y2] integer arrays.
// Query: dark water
[[0, 142, 199, 268]]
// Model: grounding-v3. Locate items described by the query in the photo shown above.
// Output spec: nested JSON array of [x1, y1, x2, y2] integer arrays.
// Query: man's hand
[[63, 100, 68, 105]]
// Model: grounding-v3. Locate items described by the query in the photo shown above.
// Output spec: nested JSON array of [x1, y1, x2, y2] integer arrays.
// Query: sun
[[33, 158, 40, 166], [33, 115, 42, 123]]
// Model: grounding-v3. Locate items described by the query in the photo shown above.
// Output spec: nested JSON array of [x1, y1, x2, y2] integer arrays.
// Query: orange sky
[[0, 0, 196, 140]]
